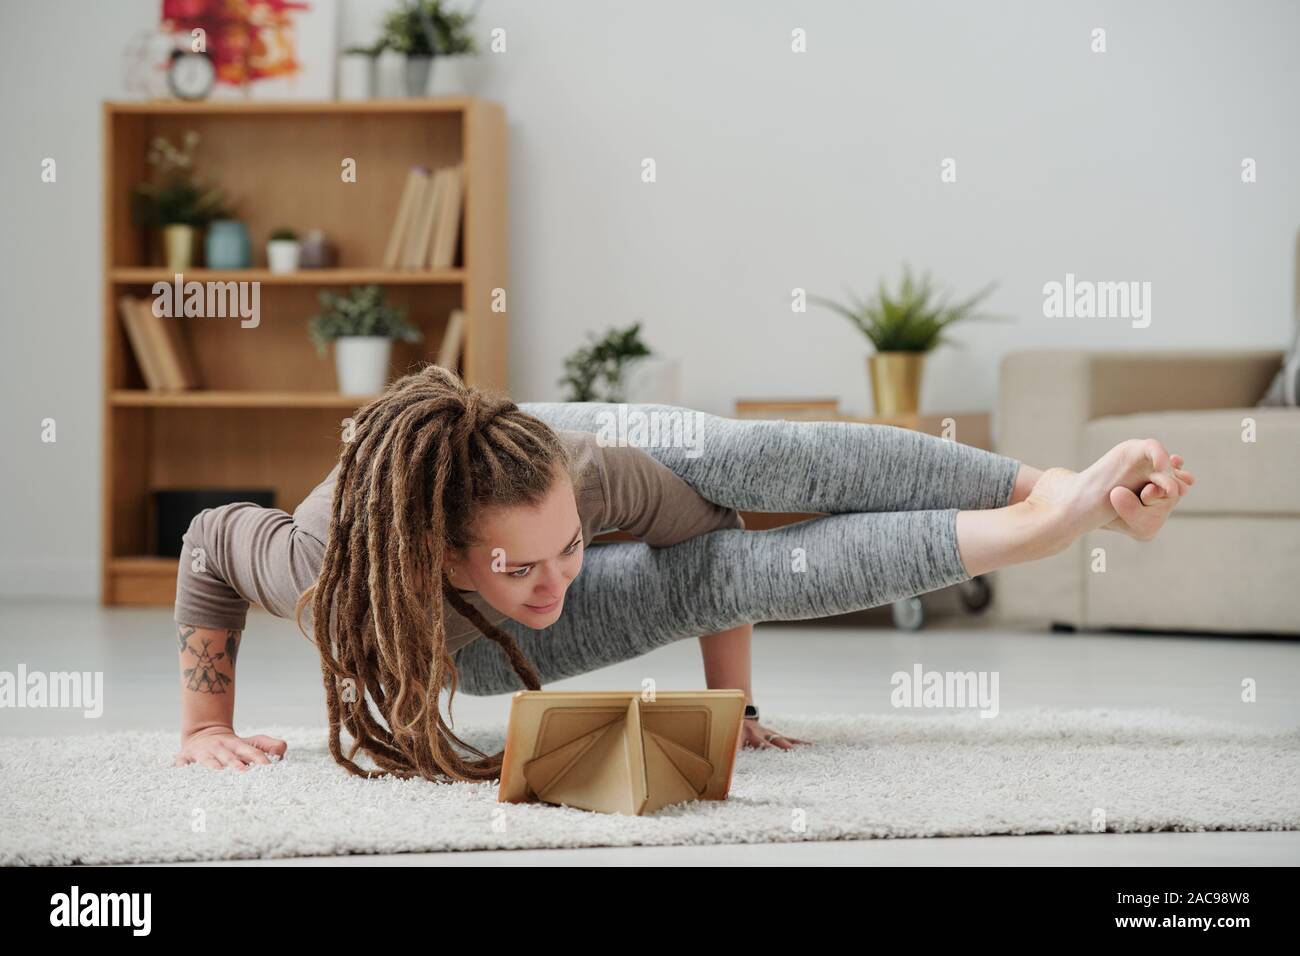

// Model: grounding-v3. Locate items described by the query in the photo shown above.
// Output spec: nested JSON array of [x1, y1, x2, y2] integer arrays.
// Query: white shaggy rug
[[3, 707, 1297, 865]]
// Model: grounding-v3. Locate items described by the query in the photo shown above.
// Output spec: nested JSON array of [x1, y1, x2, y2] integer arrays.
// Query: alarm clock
[[168, 50, 215, 101]]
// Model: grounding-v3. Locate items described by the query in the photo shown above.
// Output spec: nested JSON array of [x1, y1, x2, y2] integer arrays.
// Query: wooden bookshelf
[[109, 390, 381, 408], [111, 267, 466, 284], [101, 98, 508, 605]]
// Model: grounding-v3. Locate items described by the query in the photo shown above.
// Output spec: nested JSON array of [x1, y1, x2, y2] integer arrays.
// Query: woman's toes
[[1110, 486, 1149, 534], [1165, 453, 1194, 493], [1112, 485, 1173, 540], [1151, 470, 1181, 497], [1142, 438, 1172, 473]]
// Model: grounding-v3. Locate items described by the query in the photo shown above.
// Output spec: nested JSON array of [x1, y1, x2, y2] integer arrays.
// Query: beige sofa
[[995, 350, 1299, 635]]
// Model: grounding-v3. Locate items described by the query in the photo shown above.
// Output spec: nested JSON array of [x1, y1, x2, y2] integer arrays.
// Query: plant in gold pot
[[812, 267, 1002, 416], [130, 130, 230, 271]]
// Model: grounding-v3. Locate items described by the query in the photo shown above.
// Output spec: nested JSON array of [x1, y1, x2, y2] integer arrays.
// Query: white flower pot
[[404, 55, 433, 96], [374, 50, 405, 98], [334, 337, 392, 395], [266, 239, 300, 273], [337, 52, 376, 101]]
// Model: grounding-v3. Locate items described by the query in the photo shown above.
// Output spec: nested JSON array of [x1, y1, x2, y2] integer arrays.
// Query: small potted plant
[[308, 285, 423, 395], [130, 130, 231, 270], [558, 322, 654, 402], [812, 267, 1003, 415], [382, 0, 478, 96], [266, 227, 300, 273]]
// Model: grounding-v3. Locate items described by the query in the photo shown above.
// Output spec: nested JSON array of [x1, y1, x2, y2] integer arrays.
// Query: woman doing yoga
[[172, 364, 1194, 781]]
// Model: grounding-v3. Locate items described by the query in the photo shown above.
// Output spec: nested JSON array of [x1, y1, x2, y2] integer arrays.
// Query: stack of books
[[383, 163, 466, 270], [116, 295, 201, 391]]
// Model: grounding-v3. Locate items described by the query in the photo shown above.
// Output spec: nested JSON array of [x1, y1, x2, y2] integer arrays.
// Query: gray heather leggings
[[451, 402, 1021, 695]]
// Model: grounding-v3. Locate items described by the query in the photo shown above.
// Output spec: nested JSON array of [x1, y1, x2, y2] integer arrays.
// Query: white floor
[[2, 595, 1297, 866]]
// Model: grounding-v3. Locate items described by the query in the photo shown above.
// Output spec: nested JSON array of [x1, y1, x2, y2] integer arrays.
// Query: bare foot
[[1023, 439, 1191, 554], [955, 444, 1195, 577]]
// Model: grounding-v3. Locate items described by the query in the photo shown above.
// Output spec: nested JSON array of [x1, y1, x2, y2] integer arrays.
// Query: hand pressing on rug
[[174, 726, 287, 772], [740, 720, 811, 751]]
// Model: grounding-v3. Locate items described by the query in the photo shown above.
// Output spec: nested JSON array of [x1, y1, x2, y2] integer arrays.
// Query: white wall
[[2, 0, 1297, 597]]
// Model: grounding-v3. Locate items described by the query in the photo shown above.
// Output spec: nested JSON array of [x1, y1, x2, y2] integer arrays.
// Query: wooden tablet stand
[[500, 690, 746, 816]]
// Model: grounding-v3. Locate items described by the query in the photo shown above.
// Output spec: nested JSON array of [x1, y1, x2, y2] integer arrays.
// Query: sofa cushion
[[1082, 408, 1300, 514], [1083, 515, 1300, 633]]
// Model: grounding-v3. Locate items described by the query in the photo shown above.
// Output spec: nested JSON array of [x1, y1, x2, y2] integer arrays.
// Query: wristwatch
[[743, 703, 760, 721]]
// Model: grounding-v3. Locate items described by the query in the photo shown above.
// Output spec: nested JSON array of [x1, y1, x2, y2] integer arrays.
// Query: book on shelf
[[117, 295, 164, 390], [437, 309, 466, 371], [429, 163, 464, 268], [733, 397, 840, 420], [383, 165, 430, 269], [150, 301, 202, 390], [383, 163, 465, 271], [117, 295, 201, 391], [404, 167, 442, 268]]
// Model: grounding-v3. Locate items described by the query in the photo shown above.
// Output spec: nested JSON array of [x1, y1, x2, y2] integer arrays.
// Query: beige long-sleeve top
[[173, 430, 745, 654]]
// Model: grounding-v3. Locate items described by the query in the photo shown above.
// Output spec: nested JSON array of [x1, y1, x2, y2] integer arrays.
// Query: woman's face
[[443, 471, 585, 628]]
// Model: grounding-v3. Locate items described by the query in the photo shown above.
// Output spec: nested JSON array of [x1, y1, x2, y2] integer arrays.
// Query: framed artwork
[[158, 0, 338, 100]]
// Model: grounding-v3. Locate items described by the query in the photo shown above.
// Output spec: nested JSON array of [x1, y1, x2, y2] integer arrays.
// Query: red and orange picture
[[161, 0, 337, 98]]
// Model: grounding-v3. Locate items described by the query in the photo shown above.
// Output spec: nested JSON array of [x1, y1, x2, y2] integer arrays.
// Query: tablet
[[498, 689, 747, 815]]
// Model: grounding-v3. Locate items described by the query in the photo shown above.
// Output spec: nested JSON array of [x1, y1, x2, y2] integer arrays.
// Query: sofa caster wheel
[[892, 597, 925, 631], [958, 576, 992, 613]]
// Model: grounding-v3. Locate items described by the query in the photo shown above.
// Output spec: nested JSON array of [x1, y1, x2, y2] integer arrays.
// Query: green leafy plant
[[343, 40, 388, 57], [382, 0, 477, 56], [130, 130, 231, 227], [269, 227, 298, 242], [307, 285, 423, 357], [811, 266, 1005, 353], [558, 322, 653, 402]]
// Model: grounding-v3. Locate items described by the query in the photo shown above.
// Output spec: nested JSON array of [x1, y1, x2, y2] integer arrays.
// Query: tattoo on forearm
[[179, 626, 240, 694]]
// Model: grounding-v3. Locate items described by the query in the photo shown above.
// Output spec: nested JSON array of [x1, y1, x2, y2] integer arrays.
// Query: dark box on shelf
[[153, 489, 276, 558]]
